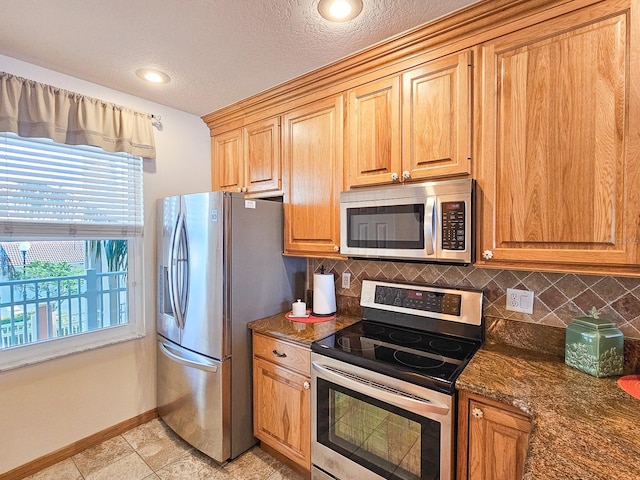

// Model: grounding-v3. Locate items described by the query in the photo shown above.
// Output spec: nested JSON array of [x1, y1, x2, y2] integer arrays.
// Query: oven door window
[[316, 378, 440, 480], [346, 204, 424, 249]]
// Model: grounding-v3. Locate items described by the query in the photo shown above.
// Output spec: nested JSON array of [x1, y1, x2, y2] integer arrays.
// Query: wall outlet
[[341, 272, 351, 289], [506, 288, 535, 314]]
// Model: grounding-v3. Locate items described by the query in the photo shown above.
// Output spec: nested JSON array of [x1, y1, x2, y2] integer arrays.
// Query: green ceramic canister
[[565, 314, 624, 378]]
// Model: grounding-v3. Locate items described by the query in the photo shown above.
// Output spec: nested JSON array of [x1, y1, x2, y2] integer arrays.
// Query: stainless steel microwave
[[340, 178, 474, 264]]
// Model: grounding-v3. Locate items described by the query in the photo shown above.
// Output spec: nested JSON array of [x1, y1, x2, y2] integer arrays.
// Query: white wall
[[0, 55, 212, 473]]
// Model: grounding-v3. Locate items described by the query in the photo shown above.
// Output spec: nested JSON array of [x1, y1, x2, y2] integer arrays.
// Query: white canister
[[313, 268, 336, 316], [292, 299, 307, 317]]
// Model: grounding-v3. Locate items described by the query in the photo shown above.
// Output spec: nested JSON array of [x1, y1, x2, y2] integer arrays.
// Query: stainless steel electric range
[[310, 279, 484, 480]]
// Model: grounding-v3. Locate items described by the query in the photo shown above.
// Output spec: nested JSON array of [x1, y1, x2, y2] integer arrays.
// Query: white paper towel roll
[[313, 272, 336, 316]]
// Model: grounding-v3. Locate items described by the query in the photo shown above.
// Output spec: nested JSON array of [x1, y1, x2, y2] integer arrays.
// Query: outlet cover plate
[[341, 272, 351, 289], [506, 288, 534, 314]]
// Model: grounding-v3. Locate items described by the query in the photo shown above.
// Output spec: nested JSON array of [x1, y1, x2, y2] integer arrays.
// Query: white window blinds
[[0, 132, 143, 239]]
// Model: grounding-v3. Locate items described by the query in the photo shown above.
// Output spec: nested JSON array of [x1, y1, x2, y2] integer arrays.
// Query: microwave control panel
[[441, 201, 465, 251]]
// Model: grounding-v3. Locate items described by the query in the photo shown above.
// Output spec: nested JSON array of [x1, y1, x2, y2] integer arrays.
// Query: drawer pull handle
[[272, 349, 287, 358], [472, 407, 484, 419]]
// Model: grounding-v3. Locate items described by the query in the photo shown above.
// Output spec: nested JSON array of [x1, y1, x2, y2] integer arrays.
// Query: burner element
[[393, 350, 445, 369], [389, 330, 422, 344], [337, 336, 377, 352], [362, 323, 385, 335], [429, 338, 463, 352]]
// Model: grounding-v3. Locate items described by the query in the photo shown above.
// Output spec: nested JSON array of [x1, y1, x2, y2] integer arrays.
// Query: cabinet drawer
[[253, 332, 310, 375]]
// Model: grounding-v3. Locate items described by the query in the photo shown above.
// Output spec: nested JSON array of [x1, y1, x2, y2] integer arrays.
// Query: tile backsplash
[[310, 259, 640, 340]]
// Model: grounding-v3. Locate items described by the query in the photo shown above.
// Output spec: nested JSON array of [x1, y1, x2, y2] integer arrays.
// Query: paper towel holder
[[312, 265, 336, 317]]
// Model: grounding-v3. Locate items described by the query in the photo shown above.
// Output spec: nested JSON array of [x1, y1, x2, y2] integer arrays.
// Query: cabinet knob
[[333, 245, 340, 252], [303, 381, 310, 390], [482, 250, 493, 260], [272, 349, 287, 358], [402, 171, 411, 180], [472, 407, 484, 419], [391, 172, 399, 182]]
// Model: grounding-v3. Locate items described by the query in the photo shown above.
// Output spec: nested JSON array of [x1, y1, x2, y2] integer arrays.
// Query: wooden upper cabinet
[[243, 117, 281, 195], [212, 117, 281, 196], [347, 76, 401, 186], [346, 49, 472, 187], [402, 49, 472, 182], [476, 0, 640, 275], [283, 95, 344, 257], [212, 128, 243, 192]]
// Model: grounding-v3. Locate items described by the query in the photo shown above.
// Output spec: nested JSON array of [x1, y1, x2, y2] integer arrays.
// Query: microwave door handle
[[312, 361, 449, 417], [425, 197, 436, 255]]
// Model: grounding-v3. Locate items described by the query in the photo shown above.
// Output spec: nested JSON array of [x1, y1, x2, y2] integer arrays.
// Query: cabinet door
[[253, 356, 310, 470], [467, 399, 530, 480], [244, 117, 281, 195], [402, 49, 472, 181], [346, 76, 401, 187], [212, 128, 243, 192], [282, 95, 344, 257], [476, 1, 640, 274]]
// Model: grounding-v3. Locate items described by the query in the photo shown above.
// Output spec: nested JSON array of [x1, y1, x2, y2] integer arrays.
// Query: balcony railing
[[0, 269, 128, 349]]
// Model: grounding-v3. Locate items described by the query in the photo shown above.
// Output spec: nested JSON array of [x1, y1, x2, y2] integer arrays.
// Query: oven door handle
[[312, 361, 450, 417]]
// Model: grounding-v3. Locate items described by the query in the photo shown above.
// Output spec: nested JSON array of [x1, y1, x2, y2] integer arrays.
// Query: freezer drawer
[[157, 338, 230, 462]]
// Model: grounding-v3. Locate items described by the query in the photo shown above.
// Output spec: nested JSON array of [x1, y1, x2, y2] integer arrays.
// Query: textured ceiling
[[0, 0, 480, 117]]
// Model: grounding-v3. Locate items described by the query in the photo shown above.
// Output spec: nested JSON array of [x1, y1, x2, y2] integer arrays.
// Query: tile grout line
[[119, 433, 157, 477]]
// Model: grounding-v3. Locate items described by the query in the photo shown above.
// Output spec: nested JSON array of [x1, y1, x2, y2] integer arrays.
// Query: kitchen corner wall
[[310, 259, 640, 340], [0, 54, 211, 474]]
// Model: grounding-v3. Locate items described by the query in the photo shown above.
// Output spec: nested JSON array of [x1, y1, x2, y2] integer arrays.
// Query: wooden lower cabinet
[[457, 391, 531, 480], [252, 332, 311, 471]]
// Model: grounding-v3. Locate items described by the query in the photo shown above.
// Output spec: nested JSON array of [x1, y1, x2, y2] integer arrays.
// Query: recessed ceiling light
[[135, 68, 171, 84], [318, 0, 363, 22]]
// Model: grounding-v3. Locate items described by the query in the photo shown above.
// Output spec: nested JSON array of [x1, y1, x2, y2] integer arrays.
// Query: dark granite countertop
[[456, 342, 640, 480], [248, 312, 361, 347]]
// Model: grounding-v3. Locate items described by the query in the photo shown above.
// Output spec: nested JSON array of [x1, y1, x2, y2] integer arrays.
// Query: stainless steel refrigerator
[[156, 192, 305, 462]]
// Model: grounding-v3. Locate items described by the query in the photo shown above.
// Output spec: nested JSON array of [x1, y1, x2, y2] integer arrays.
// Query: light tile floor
[[24, 418, 305, 480]]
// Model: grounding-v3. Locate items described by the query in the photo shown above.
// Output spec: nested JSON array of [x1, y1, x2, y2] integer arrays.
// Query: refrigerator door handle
[[167, 214, 181, 330], [171, 212, 189, 329], [158, 341, 219, 373]]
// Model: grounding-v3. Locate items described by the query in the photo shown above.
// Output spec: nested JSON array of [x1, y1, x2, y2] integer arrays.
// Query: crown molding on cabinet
[[201, 0, 598, 134]]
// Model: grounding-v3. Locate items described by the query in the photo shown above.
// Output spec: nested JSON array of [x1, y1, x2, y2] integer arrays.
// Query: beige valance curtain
[[0, 71, 156, 159]]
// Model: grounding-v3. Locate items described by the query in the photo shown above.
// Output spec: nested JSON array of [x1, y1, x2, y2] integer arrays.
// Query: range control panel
[[374, 285, 461, 316], [361, 279, 483, 326]]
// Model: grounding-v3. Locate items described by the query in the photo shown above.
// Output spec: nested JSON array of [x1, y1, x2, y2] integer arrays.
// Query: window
[[0, 132, 144, 370]]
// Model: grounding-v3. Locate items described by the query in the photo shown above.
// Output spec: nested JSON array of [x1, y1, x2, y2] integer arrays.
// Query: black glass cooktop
[[311, 320, 480, 394]]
